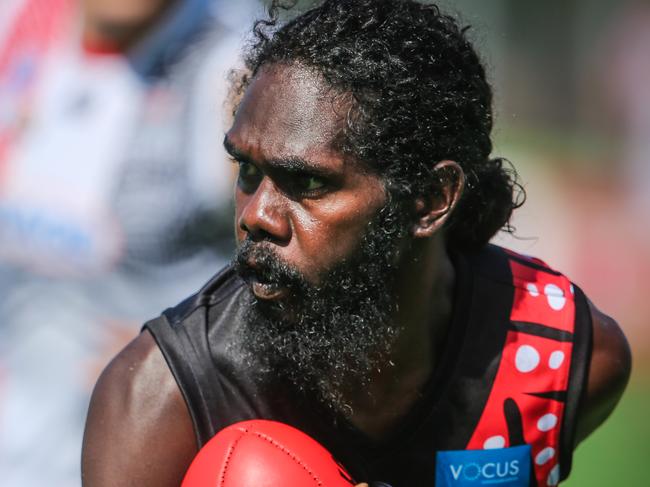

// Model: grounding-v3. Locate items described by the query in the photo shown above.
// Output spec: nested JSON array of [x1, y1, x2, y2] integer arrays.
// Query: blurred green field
[[564, 369, 650, 486]]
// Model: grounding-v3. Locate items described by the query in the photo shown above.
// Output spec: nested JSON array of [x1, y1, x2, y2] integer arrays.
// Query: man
[[82, 1, 631, 486]]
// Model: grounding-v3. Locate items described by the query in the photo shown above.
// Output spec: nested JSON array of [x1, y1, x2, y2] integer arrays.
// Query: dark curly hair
[[239, 0, 524, 250]]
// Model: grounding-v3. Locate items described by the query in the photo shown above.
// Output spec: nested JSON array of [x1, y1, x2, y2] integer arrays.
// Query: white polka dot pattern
[[535, 447, 555, 466], [547, 464, 560, 486], [544, 284, 566, 310], [483, 435, 506, 449], [548, 351, 565, 369], [527, 283, 540, 297], [537, 413, 558, 432], [515, 345, 540, 373]]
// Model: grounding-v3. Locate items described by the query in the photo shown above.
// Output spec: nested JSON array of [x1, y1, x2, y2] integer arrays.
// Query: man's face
[[225, 64, 409, 414], [226, 64, 387, 293]]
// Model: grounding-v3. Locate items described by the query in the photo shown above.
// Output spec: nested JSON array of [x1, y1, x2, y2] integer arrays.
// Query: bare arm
[[82, 330, 198, 487], [575, 300, 632, 444]]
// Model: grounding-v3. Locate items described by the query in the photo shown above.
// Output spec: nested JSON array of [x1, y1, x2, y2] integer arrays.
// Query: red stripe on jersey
[[466, 253, 576, 487]]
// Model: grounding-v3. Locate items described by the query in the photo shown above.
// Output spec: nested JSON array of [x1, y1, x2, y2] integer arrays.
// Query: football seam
[[220, 432, 246, 487], [250, 430, 324, 486]]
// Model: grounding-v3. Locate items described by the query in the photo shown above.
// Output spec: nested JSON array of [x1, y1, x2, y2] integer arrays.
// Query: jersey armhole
[[559, 284, 593, 480], [144, 312, 219, 447]]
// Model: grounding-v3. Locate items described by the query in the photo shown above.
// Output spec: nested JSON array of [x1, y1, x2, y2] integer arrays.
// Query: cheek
[[291, 190, 386, 276]]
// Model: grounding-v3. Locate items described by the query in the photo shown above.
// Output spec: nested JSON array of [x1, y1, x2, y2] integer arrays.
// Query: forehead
[[227, 64, 347, 164]]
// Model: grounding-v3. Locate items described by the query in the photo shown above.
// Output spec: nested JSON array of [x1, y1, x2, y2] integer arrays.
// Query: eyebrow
[[223, 135, 340, 179]]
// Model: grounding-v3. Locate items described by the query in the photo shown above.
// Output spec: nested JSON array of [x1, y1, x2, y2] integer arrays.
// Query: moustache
[[235, 239, 307, 292]]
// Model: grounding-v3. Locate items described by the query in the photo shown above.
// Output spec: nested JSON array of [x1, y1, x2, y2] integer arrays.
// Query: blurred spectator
[[0, 0, 256, 485], [0, 0, 247, 273]]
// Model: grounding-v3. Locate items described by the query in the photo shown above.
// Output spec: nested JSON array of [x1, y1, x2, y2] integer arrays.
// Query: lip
[[251, 281, 289, 300]]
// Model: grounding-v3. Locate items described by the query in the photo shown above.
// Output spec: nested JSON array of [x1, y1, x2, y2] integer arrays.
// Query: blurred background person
[[0, 0, 255, 275], [0, 0, 257, 485]]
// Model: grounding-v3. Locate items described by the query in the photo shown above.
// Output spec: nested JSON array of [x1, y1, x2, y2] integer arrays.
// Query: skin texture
[[575, 299, 631, 444], [82, 330, 197, 487], [81, 64, 631, 486]]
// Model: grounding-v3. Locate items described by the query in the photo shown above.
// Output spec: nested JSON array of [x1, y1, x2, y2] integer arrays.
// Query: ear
[[412, 160, 465, 238]]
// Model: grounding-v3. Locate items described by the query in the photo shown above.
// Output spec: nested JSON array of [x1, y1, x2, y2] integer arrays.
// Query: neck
[[393, 235, 456, 377], [345, 234, 456, 439]]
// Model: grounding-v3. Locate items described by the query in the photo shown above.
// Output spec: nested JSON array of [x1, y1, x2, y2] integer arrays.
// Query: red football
[[181, 419, 356, 487]]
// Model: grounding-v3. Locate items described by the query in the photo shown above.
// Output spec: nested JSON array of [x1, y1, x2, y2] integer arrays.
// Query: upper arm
[[575, 300, 632, 444], [82, 329, 198, 487]]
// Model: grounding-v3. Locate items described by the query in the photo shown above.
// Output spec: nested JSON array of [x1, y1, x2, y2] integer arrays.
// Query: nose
[[238, 178, 291, 244]]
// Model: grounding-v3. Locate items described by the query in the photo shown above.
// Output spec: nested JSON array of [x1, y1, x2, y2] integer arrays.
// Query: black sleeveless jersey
[[144, 244, 592, 487]]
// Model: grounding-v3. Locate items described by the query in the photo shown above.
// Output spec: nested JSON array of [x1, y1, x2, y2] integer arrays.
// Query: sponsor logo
[[436, 445, 531, 486]]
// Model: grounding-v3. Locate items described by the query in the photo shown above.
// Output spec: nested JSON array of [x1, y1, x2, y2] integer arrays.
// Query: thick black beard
[[234, 199, 410, 418]]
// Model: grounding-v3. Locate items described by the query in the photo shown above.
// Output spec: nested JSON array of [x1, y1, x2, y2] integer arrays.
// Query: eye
[[237, 161, 263, 193], [283, 174, 328, 198], [300, 175, 325, 192]]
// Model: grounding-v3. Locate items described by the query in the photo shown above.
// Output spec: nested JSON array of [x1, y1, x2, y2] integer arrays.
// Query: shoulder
[[486, 246, 632, 443], [576, 299, 631, 443], [82, 330, 197, 487], [496, 247, 632, 444], [81, 267, 247, 486], [472, 245, 631, 441]]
